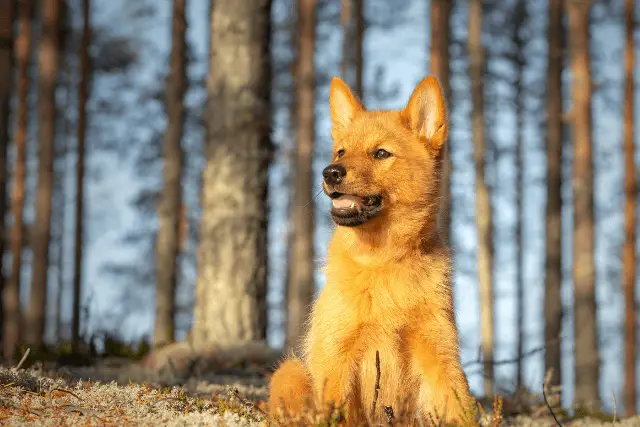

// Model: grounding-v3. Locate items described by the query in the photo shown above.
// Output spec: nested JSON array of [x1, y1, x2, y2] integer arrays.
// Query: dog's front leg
[[407, 327, 476, 425]]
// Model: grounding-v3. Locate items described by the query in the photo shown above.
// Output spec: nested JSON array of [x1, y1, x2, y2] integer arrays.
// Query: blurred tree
[[354, 0, 363, 99], [512, 0, 526, 392], [622, 0, 636, 416], [340, 0, 364, 99], [544, 0, 564, 399], [469, 0, 494, 397], [154, 0, 188, 349], [286, 0, 316, 350], [566, 0, 599, 411], [26, 0, 61, 347], [71, 0, 91, 350], [429, 0, 451, 241], [192, 0, 273, 348], [0, 0, 15, 353], [1, 0, 19, 360]]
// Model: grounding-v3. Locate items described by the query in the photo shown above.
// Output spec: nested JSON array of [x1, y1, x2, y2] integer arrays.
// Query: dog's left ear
[[401, 76, 448, 151]]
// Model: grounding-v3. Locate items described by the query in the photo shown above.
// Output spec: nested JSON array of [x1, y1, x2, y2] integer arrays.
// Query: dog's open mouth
[[328, 192, 383, 227]]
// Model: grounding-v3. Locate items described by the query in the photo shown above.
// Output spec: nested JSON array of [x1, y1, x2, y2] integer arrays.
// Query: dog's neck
[[330, 210, 445, 267]]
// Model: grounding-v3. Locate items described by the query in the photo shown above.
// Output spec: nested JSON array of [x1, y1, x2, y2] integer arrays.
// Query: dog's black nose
[[323, 163, 347, 186]]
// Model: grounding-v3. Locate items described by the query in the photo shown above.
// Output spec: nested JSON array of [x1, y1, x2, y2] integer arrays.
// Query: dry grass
[[0, 366, 268, 426], [2, 352, 640, 426]]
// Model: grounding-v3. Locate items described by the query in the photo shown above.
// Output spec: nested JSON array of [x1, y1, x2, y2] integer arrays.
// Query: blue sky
[[60, 0, 640, 412]]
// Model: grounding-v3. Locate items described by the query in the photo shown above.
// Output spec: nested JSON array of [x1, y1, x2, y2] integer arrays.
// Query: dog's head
[[323, 76, 448, 228]]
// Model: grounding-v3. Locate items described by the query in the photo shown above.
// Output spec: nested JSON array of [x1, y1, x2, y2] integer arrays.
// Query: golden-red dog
[[269, 76, 474, 426]]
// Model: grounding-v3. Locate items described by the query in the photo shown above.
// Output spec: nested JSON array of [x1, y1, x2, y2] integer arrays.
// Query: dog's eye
[[337, 149, 345, 158], [374, 149, 392, 160]]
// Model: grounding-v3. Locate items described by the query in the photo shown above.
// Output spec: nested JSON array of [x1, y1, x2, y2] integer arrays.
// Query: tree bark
[[192, 0, 272, 349], [544, 0, 564, 399], [0, 0, 17, 360], [285, 0, 316, 350], [340, 0, 363, 100], [622, 0, 636, 416], [154, 0, 188, 349], [71, 0, 91, 349], [566, 0, 599, 411], [26, 0, 61, 347], [468, 0, 494, 397], [354, 0, 363, 99], [430, 0, 452, 242], [513, 0, 526, 392]]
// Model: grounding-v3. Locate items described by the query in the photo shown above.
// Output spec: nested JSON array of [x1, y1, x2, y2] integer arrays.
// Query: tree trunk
[[469, 0, 493, 397], [0, 0, 15, 347], [0, 0, 17, 361], [513, 0, 526, 392], [340, 0, 363, 99], [71, 0, 91, 349], [340, 0, 351, 82], [623, 0, 636, 416], [154, 0, 188, 349], [354, 0, 363, 99], [430, 0, 451, 241], [566, 0, 599, 411], [285, 0, 316, 350], [544, 0, 564, 399], [26, 0, 61, 347], [192, 0, 272, 349]]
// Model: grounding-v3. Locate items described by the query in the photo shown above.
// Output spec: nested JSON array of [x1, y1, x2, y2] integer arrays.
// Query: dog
[[268, 75, 475, 426]]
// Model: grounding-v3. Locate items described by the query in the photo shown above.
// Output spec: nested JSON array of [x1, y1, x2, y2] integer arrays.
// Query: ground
[[0, 345, 639, 426]]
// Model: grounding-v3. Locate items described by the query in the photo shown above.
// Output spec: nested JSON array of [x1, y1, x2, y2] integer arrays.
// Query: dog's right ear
[[329, 77, 364, 129]]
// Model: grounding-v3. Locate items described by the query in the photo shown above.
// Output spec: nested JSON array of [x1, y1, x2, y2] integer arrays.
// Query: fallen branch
[[371, 350, 381, 419], [15, 348, 31, 370], [542, 384, 562, 427]]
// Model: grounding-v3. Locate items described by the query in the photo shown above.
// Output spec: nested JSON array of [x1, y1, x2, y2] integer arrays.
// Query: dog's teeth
[[350, 202, 355, 209]]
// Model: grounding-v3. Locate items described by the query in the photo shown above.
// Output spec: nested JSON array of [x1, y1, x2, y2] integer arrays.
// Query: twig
[[384, 405, 394, 425], [542, 384, 562, 427], [463, 345, 546, 369], [371, 350, 381, 418], [227, 386, 267, 420], [51, 388, 83, 401], [611, 392, 617, 424], [15, 348, 30, 370]]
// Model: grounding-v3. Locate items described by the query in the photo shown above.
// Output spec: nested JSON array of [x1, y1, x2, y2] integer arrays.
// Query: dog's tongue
[[332, 195, 360, 209]]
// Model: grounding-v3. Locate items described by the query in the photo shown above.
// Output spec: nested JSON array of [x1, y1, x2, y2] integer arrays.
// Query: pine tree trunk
[[566, 0, 599, 411], [622, 0, 636, 416], [192, 0, 272, 349], [340, 0, 351, 81], [354, 0, 363, 99], [340, 0, 363, 99], [26, 0, 61, 347], [154, 0, 188, 349], [469, 0, 494, 397], [286, 0, 316, 350], [544, 0, 564, 398], [513, 0, 526, 391], [71, 0, 90, 349], [0, 0, 17, 360], [430, 0, 451, 241]]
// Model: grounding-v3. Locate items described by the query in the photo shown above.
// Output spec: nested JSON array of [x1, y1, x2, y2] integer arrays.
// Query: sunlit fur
[[268, 76, 474, 426]]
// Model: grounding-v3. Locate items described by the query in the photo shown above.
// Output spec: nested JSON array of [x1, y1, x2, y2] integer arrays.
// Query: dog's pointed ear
[[402, 76, 448, 151], [329, 77, 364, 129]]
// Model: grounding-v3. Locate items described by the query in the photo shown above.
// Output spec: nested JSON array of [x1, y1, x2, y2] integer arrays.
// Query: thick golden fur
[[268, 76, 474, 425]]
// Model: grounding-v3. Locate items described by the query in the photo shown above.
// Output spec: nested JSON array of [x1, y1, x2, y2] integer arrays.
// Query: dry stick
[[611, 392, 617, 424], [15, 348, 30, 370], [384, 405, 394, 425], [227, 386, 267, 420], [542, 384, 563, 427], [371, 350, 381, 418]]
